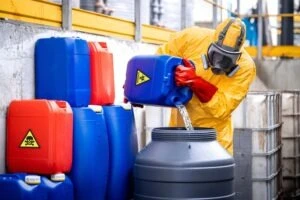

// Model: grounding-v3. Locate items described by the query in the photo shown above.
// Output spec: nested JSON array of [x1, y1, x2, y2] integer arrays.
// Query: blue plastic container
[[103, 105, 138, 200], [70, 106, 109, 200], [35, 37, 90, 107], [124, 55, 193, 106], [0, 173, 74, 200], [41, 174, 74, 200], [0, 174, 46, 200]]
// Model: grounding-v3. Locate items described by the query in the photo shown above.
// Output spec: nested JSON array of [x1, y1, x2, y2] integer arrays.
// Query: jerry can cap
[[56, 101, 67, 108], [25, 175, 41, 185], [121, 103, 132, 110], [88, 105, 103, 113], [51, 173, 66, 182]]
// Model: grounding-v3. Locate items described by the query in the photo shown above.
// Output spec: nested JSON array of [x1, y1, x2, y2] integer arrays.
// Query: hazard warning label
[[20, 130, 40, 148], [136, 70, 150, 85]]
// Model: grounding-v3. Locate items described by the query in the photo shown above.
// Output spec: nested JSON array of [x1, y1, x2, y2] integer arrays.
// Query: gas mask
[[202, 43, 241, 77], [201, 18, 245, 77]]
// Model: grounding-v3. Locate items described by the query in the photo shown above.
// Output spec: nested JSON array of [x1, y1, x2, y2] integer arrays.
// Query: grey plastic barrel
[[134, 127, 235, 200]]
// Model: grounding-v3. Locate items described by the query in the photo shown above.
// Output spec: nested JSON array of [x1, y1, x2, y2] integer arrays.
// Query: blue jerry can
[[0, 174, 47, 200], [70, 106, 109, 200], [41, 174, 74, 200], [35, 37, 90, 107], [103, 105, 138, 200], [124, 55, 193, 106], [0, 173, 74, 200]]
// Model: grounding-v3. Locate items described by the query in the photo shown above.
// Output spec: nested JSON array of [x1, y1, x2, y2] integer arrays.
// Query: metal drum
[[281, 90, 300, 198], [233, 91, 283, 200]]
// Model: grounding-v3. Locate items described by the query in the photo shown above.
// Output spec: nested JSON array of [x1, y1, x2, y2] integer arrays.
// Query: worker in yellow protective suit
[[156, 18, 256, 155]]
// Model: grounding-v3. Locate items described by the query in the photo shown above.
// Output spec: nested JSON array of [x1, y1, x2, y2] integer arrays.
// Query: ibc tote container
[[233, 91, 282, 200], [35, 37, 90, 107], [6, 100, 73, 174], [281, 90, 300, 198]]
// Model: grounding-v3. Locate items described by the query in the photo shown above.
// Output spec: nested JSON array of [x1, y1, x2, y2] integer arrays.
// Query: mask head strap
[[217, 18, 245, 52]]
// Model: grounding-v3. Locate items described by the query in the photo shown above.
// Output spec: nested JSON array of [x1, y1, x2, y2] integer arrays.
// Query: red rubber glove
[[175, 59, 218, 103]]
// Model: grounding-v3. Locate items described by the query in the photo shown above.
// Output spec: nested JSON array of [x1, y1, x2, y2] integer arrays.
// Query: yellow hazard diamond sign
[[136, 70, 150, 85], [20, 130, 40, 148]]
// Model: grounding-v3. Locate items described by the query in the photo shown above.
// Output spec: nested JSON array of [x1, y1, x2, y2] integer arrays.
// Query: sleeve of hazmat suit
[[199, 51, 256, 120]]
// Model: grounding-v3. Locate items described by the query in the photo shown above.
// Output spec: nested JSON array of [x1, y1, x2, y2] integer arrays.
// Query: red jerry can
[[6, 100, 73, 175], [89, 42, 115, 105]]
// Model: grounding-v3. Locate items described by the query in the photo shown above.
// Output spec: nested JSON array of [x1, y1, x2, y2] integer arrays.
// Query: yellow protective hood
[[213, 18, 246, 52]]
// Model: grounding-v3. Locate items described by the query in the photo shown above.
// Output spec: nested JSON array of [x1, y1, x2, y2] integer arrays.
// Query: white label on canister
[[88, 105, 103, 113], [51, 173, 66, 182], [25, 175, 41, 185]]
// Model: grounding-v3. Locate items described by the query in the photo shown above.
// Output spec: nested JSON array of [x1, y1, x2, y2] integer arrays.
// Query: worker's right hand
[[175, 58, 218, 103], [175, 59, 197, 87]]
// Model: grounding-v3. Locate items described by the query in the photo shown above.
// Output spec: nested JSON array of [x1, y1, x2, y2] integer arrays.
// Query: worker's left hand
[[175, 59, 197, 87]]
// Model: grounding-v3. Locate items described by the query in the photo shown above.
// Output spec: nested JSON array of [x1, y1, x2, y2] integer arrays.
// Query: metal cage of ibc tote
[[233, 91, 283, 200]]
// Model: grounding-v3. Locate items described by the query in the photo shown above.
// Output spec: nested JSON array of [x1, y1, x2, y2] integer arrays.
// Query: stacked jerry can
[[25, 37, 136, 200], [0, 173, 73, 200], [4, 100, 74, 199]]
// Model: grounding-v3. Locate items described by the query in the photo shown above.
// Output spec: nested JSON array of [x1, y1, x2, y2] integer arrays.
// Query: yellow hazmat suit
[[156, 19, 256, 154]]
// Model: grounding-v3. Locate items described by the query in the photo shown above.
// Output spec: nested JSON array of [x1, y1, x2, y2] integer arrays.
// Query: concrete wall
[[0, 20, 157, 173], [254, 59, 300, 90]]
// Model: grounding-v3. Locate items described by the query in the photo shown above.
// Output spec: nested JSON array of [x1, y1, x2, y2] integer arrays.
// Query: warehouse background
[[1, 0, 300, 175]]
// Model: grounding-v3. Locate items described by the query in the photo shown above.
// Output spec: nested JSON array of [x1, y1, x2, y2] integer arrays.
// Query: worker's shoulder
[[240, 49, 256, 69], [236, 49, 256, 77]]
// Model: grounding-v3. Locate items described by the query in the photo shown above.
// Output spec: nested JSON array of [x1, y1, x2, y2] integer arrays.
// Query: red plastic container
[[6, 100, 73, 175], [89, 42, 115, 105]]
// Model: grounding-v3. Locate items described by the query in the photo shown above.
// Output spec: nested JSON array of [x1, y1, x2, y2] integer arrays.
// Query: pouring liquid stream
[[176, 104, 194, 131]]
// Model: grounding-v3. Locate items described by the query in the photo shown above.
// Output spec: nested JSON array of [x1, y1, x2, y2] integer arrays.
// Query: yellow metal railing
[[1, 0, 300, 58], [0, 0, 61, 27], [0, 0, 173, 44], [72, 8, 135, 40], [245, 46, 300, 58]]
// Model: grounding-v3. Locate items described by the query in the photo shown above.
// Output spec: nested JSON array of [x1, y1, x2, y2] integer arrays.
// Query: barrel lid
[[51, 173, 65, 182], [25, 175, 41, 185], [152, 127, 216, 141], [88, 105, 103, 113]]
